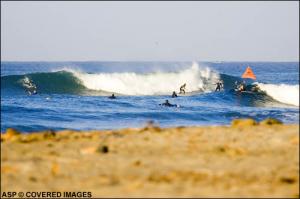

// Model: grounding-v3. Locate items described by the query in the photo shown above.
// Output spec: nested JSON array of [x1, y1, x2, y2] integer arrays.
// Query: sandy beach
[[1, 119, 299, 198]]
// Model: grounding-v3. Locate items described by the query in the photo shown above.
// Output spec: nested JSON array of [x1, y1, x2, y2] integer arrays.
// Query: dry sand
[[1, 119, 299, 197]]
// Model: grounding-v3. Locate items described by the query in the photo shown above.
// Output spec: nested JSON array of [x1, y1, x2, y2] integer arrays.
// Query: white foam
[[71, 62, 220, 95], [257, 83, 299, 106]]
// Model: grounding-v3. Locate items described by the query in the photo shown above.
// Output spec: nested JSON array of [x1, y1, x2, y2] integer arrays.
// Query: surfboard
[[241, 91, 254, 94]]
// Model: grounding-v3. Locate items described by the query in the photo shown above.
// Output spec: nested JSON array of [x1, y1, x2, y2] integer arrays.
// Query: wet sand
[[1, 119, 299, 197]]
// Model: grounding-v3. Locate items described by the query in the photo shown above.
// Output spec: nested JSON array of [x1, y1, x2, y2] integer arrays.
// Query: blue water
[[1, 61, 299, 132]]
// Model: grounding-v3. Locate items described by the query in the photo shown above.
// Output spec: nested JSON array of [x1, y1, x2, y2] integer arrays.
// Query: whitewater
[[1, 61, 299, 132], [65, 62, 299, 106], [257, 83, 299, 106], [71, 63, 219, 95]]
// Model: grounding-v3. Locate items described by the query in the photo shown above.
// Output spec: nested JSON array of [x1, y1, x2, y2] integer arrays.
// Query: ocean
[[1, 61, 299, 132]]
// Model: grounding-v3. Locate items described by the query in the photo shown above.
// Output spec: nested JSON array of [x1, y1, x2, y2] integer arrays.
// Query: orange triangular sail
[[242, 66, 256, 80]]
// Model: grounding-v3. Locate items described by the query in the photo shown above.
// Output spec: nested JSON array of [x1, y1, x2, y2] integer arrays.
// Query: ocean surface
[[1, 61, 299, 133]]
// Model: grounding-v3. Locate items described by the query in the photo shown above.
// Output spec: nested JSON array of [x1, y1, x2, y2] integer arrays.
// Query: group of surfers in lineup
[[24, 78, 250, 108], [111, 66, 255, 104], [108, 79, 247, 107], [24, 66, 256, 107]]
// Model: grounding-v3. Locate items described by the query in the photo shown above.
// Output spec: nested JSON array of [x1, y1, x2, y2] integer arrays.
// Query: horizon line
[[1, 60, 299, 63]]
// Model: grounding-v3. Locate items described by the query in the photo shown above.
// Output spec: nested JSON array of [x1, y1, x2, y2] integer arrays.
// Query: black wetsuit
[[25, 82, 38, 95], [160, 100, 176, 107], [108, 94, 116, 99], [172, 92, 178, 98], [215, 82, 222, 92], [179, 84, 186, 94]]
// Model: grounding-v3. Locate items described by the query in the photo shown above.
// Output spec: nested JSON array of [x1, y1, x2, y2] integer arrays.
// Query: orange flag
[[242, 66, 256, 80]]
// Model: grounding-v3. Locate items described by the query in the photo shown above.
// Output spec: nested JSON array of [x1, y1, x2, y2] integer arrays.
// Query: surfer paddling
[[108, 94, 116, 99], [159, 100, 177, 107]]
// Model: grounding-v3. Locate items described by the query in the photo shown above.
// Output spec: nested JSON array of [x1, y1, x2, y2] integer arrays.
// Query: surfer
[[23, 78, 38, 95], [159, 100, 176, 107], [234, 80, 246, 92], [172, 91, 178, 98], [108, 94, 116, 99], [215, 80, 223, 92], [235, 66, 256, 92], [179, 83, 186, 94], [237, 82, 246, 92]]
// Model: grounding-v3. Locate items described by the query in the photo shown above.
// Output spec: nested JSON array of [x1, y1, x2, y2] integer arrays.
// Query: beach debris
[[97, 145, 109, 154], [6, 128, 20, 135], [29, 176, 38, 182], [1, 128, 21, 141], [280, 177, 296, 184], [231, 118, 257, 127], [43, 130, 56, 139], [216, 145, 247, 156], [147, 172, 173, 183], [260, 118, 283, 125], [133, 160, 141, 166]]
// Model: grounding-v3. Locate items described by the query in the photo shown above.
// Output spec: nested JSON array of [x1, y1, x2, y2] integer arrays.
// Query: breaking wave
[[1, 62, 298, 107], [71, 62, 219, 95], [257, 83, 299, 106]]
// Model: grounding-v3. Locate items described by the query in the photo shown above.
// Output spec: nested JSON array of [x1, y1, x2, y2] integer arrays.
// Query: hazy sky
[[1, 1, 299, 61]]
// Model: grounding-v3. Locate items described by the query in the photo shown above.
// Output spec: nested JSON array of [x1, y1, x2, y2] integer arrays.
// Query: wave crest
[[72, 62, 220, 95]]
